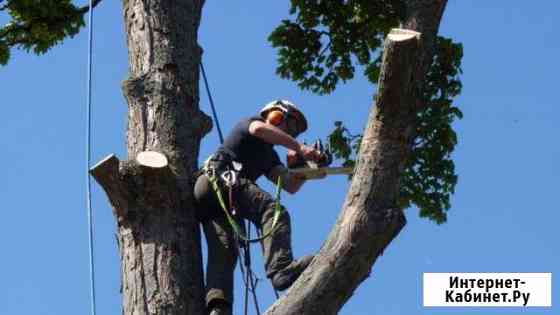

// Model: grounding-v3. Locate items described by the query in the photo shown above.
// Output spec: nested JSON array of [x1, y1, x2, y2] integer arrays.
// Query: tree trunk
[[91, 0, 211, 314], [265, 1, 448, 314]]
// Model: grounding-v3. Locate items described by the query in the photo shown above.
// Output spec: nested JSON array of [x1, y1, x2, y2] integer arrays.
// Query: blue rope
[[85, 1, 97, 315], [200, 60, 267, 315], [200, 62, 224, 144]]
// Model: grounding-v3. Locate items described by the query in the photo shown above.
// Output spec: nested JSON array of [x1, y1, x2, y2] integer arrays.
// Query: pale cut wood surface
[[136, 151, 168, 168]]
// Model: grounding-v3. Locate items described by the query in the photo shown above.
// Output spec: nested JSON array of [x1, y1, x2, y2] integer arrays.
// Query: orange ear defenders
[[267, 109, 300, 137], [266, 110, 285, 126]]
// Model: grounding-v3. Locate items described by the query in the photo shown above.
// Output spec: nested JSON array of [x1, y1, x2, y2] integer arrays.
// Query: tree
[[265, 1, 462, 312], [2, 0, 462, 314]]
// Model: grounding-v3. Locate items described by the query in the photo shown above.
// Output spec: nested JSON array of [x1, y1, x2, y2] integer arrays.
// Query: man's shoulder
[[233, 116, 265, 134], [238, 115, 264, 125]]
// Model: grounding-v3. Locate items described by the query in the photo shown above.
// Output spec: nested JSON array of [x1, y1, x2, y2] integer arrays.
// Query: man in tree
[[194, 100, 323, 315]]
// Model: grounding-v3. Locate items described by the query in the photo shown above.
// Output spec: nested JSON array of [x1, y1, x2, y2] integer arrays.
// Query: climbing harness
[[202, 155, 284, 243]]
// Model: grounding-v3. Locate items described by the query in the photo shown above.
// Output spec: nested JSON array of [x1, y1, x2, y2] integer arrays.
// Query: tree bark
[[265, 1, 448, 314], [92, 0, 212, 314], [402, 0, 448, 111]]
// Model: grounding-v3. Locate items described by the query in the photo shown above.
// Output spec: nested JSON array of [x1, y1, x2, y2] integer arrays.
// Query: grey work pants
[[194, 173, 293, 308]]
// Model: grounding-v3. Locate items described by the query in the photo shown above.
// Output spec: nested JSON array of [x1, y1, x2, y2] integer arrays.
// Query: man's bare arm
[[266, 165, 306, 195], [249, 120, 302, 152], [249, 120, 322, 161]]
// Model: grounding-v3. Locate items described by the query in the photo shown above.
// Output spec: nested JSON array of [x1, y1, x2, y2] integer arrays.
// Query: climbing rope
[[200, 61, 279, 314], [85, 1, 97, 315], [200, 62, 224, 143]]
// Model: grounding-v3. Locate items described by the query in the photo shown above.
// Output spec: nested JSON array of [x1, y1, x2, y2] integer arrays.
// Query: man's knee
[[262, 204, 290, 227], [194, 174, 212, 203], [194, 174, 222, 222]]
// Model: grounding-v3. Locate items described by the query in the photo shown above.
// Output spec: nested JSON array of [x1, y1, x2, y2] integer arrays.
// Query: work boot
[[208, 300, 232, 315], [270, 255, 314, 291]]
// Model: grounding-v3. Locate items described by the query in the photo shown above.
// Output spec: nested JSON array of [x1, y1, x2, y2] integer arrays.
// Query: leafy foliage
[[269, 0, 404, 94], [328, 121, 361, 169], [0, 0, 96, 65], [399, 36, 463, 224], [272, 1, 464, 223], [0, 40, 9, 64]]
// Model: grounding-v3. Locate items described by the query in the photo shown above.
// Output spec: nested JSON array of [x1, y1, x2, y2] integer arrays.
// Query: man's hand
[[296, 144, 323, 162], [267, 165, 306, 194], [292, 171, 308, 181]]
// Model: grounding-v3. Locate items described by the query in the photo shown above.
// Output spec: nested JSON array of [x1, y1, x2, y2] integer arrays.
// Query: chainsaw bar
[[288, 166, 354, 180]]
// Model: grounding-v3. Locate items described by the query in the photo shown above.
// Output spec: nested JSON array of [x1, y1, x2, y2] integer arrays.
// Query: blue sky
[[1, 1, 558, 314]]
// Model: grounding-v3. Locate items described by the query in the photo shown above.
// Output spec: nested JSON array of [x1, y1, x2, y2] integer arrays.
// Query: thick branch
[[402, 0, 448, 110], [266, 1, 449, 313], [92, 151, 205, 314], [265, 29, 423, 315], [90, 152, 173, 222], [90, 154, 130, 221]]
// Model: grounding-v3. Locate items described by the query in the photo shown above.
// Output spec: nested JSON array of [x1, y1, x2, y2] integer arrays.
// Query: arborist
[[194, 100, 326, 315]]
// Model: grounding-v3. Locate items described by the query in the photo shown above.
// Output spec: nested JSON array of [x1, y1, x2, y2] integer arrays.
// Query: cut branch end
[[136, 151, 168, 169], [388, 28, 421, 42], [90, 154, 119, 179]]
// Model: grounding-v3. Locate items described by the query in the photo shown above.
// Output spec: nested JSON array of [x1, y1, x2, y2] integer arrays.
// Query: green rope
[[207, 170, 283, 243]]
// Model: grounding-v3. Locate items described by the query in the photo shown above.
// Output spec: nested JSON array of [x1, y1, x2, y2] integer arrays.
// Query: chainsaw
[[286, 139, 353, 180], [287, 139, 332, 169]]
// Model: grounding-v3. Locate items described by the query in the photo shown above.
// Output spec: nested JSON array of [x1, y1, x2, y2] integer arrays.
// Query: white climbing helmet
[[259, 99, 308, 134]]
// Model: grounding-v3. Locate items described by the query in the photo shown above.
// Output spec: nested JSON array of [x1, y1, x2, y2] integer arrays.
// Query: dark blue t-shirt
[[216, 116, 282, 181]]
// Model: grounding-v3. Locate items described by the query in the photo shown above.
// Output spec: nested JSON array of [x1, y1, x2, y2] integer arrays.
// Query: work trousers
[[194, 173, 293, 308]]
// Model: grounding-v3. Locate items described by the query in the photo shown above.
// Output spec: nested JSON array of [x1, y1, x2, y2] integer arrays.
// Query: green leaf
[[320, 35, 464, 224], [0, 41, 10, 65], [1, 0, 87, 66], [269, 0, 402, 94]]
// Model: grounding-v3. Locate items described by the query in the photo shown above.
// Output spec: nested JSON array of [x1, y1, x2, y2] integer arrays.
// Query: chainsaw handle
[[298, 144, 323, 161], [287, 148, 329, 170]]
